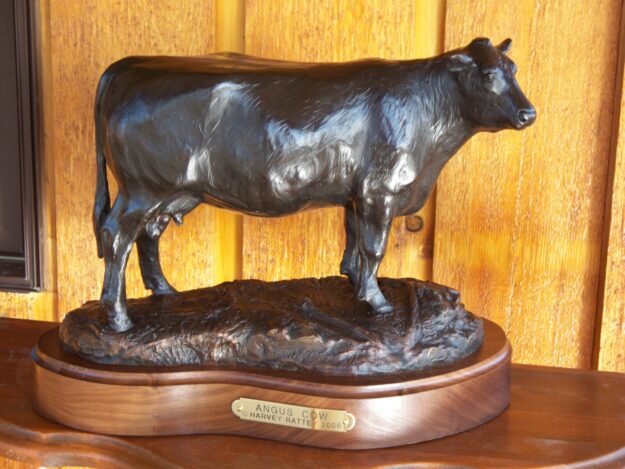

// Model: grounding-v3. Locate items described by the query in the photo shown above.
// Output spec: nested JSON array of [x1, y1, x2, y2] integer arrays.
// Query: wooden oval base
[[32, 319, 510, 450]]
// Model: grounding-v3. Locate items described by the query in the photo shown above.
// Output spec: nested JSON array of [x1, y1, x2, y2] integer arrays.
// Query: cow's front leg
[[340, 203, 360, 285], [354, 201, 393, 314]]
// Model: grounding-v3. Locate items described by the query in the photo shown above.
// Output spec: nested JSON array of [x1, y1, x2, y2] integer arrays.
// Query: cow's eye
[[483, 72, 496, 82]]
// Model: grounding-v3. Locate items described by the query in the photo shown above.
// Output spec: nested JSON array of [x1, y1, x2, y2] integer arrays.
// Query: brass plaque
[[231, 398, 356, 433]]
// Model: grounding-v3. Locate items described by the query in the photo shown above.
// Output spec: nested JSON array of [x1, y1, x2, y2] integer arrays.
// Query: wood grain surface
[[596, 11, 625, 372], [3, 318, 625, 468], [0, 291, 56, 321], [435, 0, 622, 368], [45, 0, 219, 317], [242, 0, 444, 282]]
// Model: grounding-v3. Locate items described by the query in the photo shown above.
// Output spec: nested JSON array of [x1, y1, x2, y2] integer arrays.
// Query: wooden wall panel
[[47, 0, 218, 316], [0, 292, 56, 321], [598, 127, 625, 370], [243, 0, 444, 282], [597, 12, 625, 372], [435, 0, 621, 368]]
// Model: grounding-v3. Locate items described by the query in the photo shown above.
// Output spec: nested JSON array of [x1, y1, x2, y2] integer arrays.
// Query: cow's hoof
[[152, 284, 177, 296], [372, 302, 393, 314], [341, 270, 358, 286], [340, 262, 359, 285], [108, 315, 133, 333], [145, 278, 177, 296], [358, 291, 393, 314]]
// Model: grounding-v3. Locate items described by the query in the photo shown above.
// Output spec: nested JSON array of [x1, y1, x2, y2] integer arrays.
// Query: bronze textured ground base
[[60, 276, 483, 374]]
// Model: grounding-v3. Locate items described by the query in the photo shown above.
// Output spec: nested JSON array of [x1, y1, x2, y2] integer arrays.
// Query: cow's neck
[[401, 61, 477, 214], [418, 62, 476, 156]]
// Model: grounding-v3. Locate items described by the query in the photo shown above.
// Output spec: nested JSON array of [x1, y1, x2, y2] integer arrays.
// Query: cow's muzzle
[[515, 107, 536, 129]]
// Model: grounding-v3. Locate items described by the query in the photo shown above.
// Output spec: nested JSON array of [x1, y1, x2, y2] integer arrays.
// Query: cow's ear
[[497, 38, 512, 54], [447, 53, 474, 73]]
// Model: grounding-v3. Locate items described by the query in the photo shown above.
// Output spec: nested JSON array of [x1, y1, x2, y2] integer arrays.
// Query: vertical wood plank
[[596, 7, 625, 372], [48, 0, 217, 316], [215, 0, 245, 53], [243, 0, 444, 282], [435, 0, 621, 367]]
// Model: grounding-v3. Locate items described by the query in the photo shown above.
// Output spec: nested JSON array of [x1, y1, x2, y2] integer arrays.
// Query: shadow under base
[[60, 276, 483, 375]]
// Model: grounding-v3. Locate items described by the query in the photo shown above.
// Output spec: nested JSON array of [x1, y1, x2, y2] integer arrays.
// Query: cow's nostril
[[517, 108, 536, 124]]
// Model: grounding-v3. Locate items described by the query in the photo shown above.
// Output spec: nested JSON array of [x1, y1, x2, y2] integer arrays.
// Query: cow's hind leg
[[340, 203, 360, 285], [100, 195, 150, 332], [354, 200, 394, 314], [137, 224, 176, 296]]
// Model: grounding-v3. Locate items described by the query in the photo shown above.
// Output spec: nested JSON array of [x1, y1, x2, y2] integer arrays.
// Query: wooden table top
[[1, 317, 624, 469]]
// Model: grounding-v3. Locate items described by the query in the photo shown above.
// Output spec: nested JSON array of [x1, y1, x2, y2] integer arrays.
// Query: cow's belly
[[197, 142, 361, 216], [197, 82, 368, 215], [109, 81, 368, 216]]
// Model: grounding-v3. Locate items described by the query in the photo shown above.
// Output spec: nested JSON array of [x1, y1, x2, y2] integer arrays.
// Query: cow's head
[[447, 37, 536, 132]]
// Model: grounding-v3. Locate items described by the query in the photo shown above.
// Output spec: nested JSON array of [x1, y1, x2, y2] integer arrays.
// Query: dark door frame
[[0, 0, 42, 292]]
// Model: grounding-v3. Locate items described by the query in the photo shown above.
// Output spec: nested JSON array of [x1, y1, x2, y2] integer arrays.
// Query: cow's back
[[94, 53, 415, 212]]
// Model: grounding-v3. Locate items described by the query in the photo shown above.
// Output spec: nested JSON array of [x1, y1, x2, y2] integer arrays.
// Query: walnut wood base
[[32, 320, 510, 450]]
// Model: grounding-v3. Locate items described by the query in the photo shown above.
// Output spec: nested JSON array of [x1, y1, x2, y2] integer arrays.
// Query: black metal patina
[[93, 37, 535, 332]]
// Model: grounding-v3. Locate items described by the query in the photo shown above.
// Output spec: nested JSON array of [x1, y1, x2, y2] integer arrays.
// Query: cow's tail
[[93, 72, 112, 259]]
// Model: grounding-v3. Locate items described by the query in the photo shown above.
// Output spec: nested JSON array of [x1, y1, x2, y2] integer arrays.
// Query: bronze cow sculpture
[[93, 37, 535, 332]]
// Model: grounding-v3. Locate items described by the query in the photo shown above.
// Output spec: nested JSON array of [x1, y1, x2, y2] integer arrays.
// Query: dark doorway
[[0, 0, 41, 291]]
